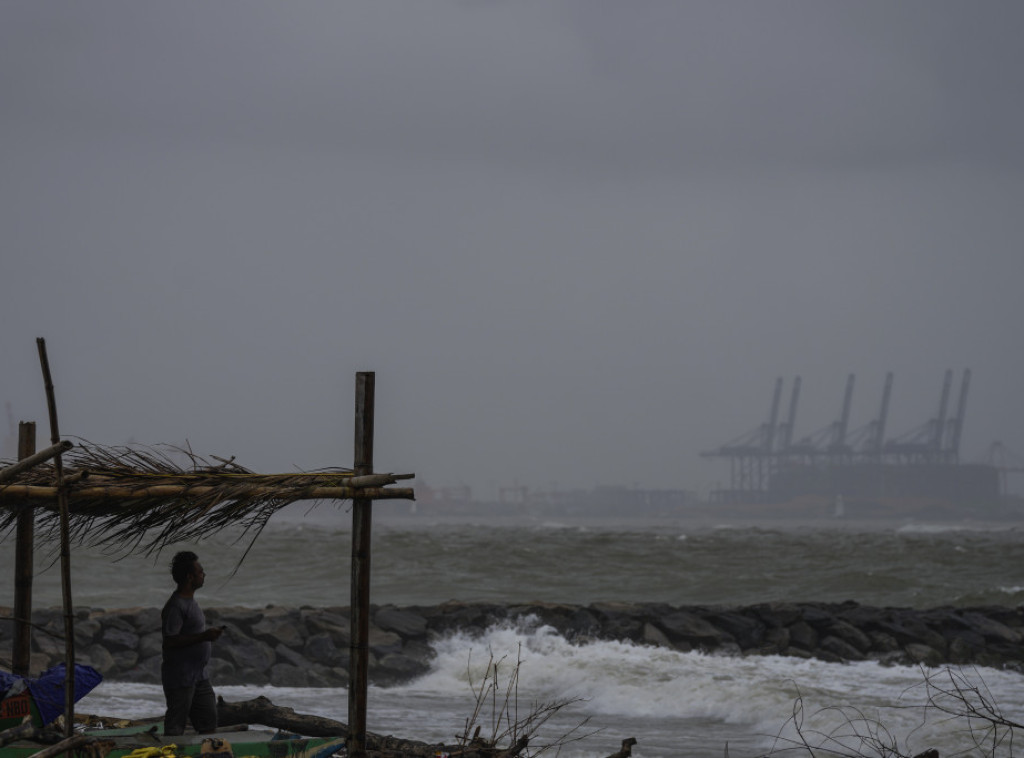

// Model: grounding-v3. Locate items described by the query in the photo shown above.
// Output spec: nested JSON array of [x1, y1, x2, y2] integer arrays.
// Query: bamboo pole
[[347, 371, 374, 758], [0, 485, 414, 503], [0, 440, 72, 484], [12, 422, 36, 676], [36, 338, 74, 738]]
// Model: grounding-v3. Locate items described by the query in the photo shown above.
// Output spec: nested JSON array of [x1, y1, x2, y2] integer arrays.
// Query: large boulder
[[570, 608, 602, 638], [590, 602, 644, 642], [225, 634, 276, 672], [656, 611, 725, 648], [819, 635, 865, 661], [956, 612, 1023, 645], [74, 619, 102, 647], [304, 632, 345, 667], [787, 621, 818, 651], [702, 611, 765, 650], [823, 620, 872, 653], [129, 607, 163, 635], [374, 607, 428, 639], [372, 653, 431, 685], [80, 643, 116, 675], [139, 631, 163, 659], [275, 643, 311, 669], [749, 602, 803, 628], [642, 622, 675, 650], [758, 626, 790, 654], [368, 627, 403, 657], [101, 626, 140, 652], [209, 657, 237, 682], [251, 610, 306, 649], [269, 663, 308, 687], [904, 643, 944, 667], [303, 610, 351, 647]]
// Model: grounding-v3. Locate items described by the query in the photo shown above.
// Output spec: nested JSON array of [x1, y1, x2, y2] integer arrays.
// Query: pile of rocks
[[2, 600, 1022, 687]]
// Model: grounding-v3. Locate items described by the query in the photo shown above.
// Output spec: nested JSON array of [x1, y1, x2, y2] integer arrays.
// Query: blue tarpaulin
[[0, 664, 103, 725]]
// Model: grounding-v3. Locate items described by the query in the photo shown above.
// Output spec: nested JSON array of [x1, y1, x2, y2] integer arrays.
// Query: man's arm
[[163, 626, 223, 650]]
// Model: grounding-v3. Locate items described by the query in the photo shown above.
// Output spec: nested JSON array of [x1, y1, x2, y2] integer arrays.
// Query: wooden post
[[36, 338, 74, 737], [347, 372, 375, 758], [12, 422, 36, 676]]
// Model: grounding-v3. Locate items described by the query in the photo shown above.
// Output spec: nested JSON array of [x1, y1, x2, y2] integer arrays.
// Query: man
[[161, 551, 223, 735]]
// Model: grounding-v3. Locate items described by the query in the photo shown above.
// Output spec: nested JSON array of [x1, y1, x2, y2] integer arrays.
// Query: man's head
[[170, 550, 205, 590]]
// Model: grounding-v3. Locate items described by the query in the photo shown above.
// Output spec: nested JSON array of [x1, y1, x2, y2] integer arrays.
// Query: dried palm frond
[[0, 439, 413, 555]]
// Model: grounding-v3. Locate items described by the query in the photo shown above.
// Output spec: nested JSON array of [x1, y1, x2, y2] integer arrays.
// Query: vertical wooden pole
[[36, 338, 74, 737], [12, 421, 37, 676], [347, 372, 375, 758]]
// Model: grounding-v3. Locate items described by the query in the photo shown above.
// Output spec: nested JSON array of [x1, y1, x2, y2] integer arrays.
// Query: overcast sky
[[2, 2, 1023, 499]]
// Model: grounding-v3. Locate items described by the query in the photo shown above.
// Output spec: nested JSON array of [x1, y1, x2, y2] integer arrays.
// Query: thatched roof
[[0, 440, 414, 555]]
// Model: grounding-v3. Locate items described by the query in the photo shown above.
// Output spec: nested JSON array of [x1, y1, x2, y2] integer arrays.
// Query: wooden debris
[[604, 737, 638, 757], [216, 696, 634, 758], [0, 718, 40, 748], [25, 733, 109, 758]]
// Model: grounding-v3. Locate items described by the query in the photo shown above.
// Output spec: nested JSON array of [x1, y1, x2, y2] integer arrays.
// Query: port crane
[[703, 370, 979, 503]]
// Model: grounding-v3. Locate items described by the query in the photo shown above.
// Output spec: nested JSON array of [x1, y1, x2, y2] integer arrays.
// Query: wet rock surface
[[2, 601, 1022, 686]]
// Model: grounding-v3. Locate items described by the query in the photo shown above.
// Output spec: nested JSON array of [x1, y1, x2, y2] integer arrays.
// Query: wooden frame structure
[[1, 341, 414, 758]]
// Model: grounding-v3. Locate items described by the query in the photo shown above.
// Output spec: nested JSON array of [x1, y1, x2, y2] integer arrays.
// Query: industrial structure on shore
[[702, 369, 1003, 509]]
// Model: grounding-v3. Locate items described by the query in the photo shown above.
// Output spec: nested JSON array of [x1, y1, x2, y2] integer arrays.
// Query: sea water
[[4, 509, 1024, 756]]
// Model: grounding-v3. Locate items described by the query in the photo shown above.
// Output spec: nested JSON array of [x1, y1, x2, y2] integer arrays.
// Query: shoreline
[[5, 600, 1022, 688]]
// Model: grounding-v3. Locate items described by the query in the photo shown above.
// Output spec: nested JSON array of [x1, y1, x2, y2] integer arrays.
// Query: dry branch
[[758, 666, 1024, 757]]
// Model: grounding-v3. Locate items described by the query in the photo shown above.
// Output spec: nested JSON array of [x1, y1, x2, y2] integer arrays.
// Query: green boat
[[2, 675, 347, 758], [1, 723, 346, 758]]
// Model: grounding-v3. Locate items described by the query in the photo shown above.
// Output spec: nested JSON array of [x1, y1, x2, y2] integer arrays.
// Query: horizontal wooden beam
[[0, 485, 415, 503], [346, 473, 414, 487], [0, 440, 73, 484]]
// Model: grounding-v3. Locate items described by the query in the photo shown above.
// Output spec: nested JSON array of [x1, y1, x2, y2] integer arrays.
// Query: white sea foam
[[82, 621, 1024, 758], [393, 620, 1024, 747], [895, 522, 1001, 535]]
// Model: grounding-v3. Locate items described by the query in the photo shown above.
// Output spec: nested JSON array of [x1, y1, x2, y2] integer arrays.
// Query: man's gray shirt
[[161, 592, 211, 688]]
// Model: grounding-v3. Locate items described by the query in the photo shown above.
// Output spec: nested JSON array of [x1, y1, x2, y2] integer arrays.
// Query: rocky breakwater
[[2, 601, 1022, 687]]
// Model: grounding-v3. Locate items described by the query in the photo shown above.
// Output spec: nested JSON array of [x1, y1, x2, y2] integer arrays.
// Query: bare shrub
[[454, 644, 601, 757], [758, 666, 1024, 758]]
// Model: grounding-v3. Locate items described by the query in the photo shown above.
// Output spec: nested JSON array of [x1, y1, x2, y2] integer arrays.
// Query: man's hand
[[204, 626, 225, 642]]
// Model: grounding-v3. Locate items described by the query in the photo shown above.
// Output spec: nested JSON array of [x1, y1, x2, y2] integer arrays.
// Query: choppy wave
[[83, 620, 1024, 757], [895, 522, 1015, 535], [13, 516, 1024, 755], [10, 517, 1024, 610]]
